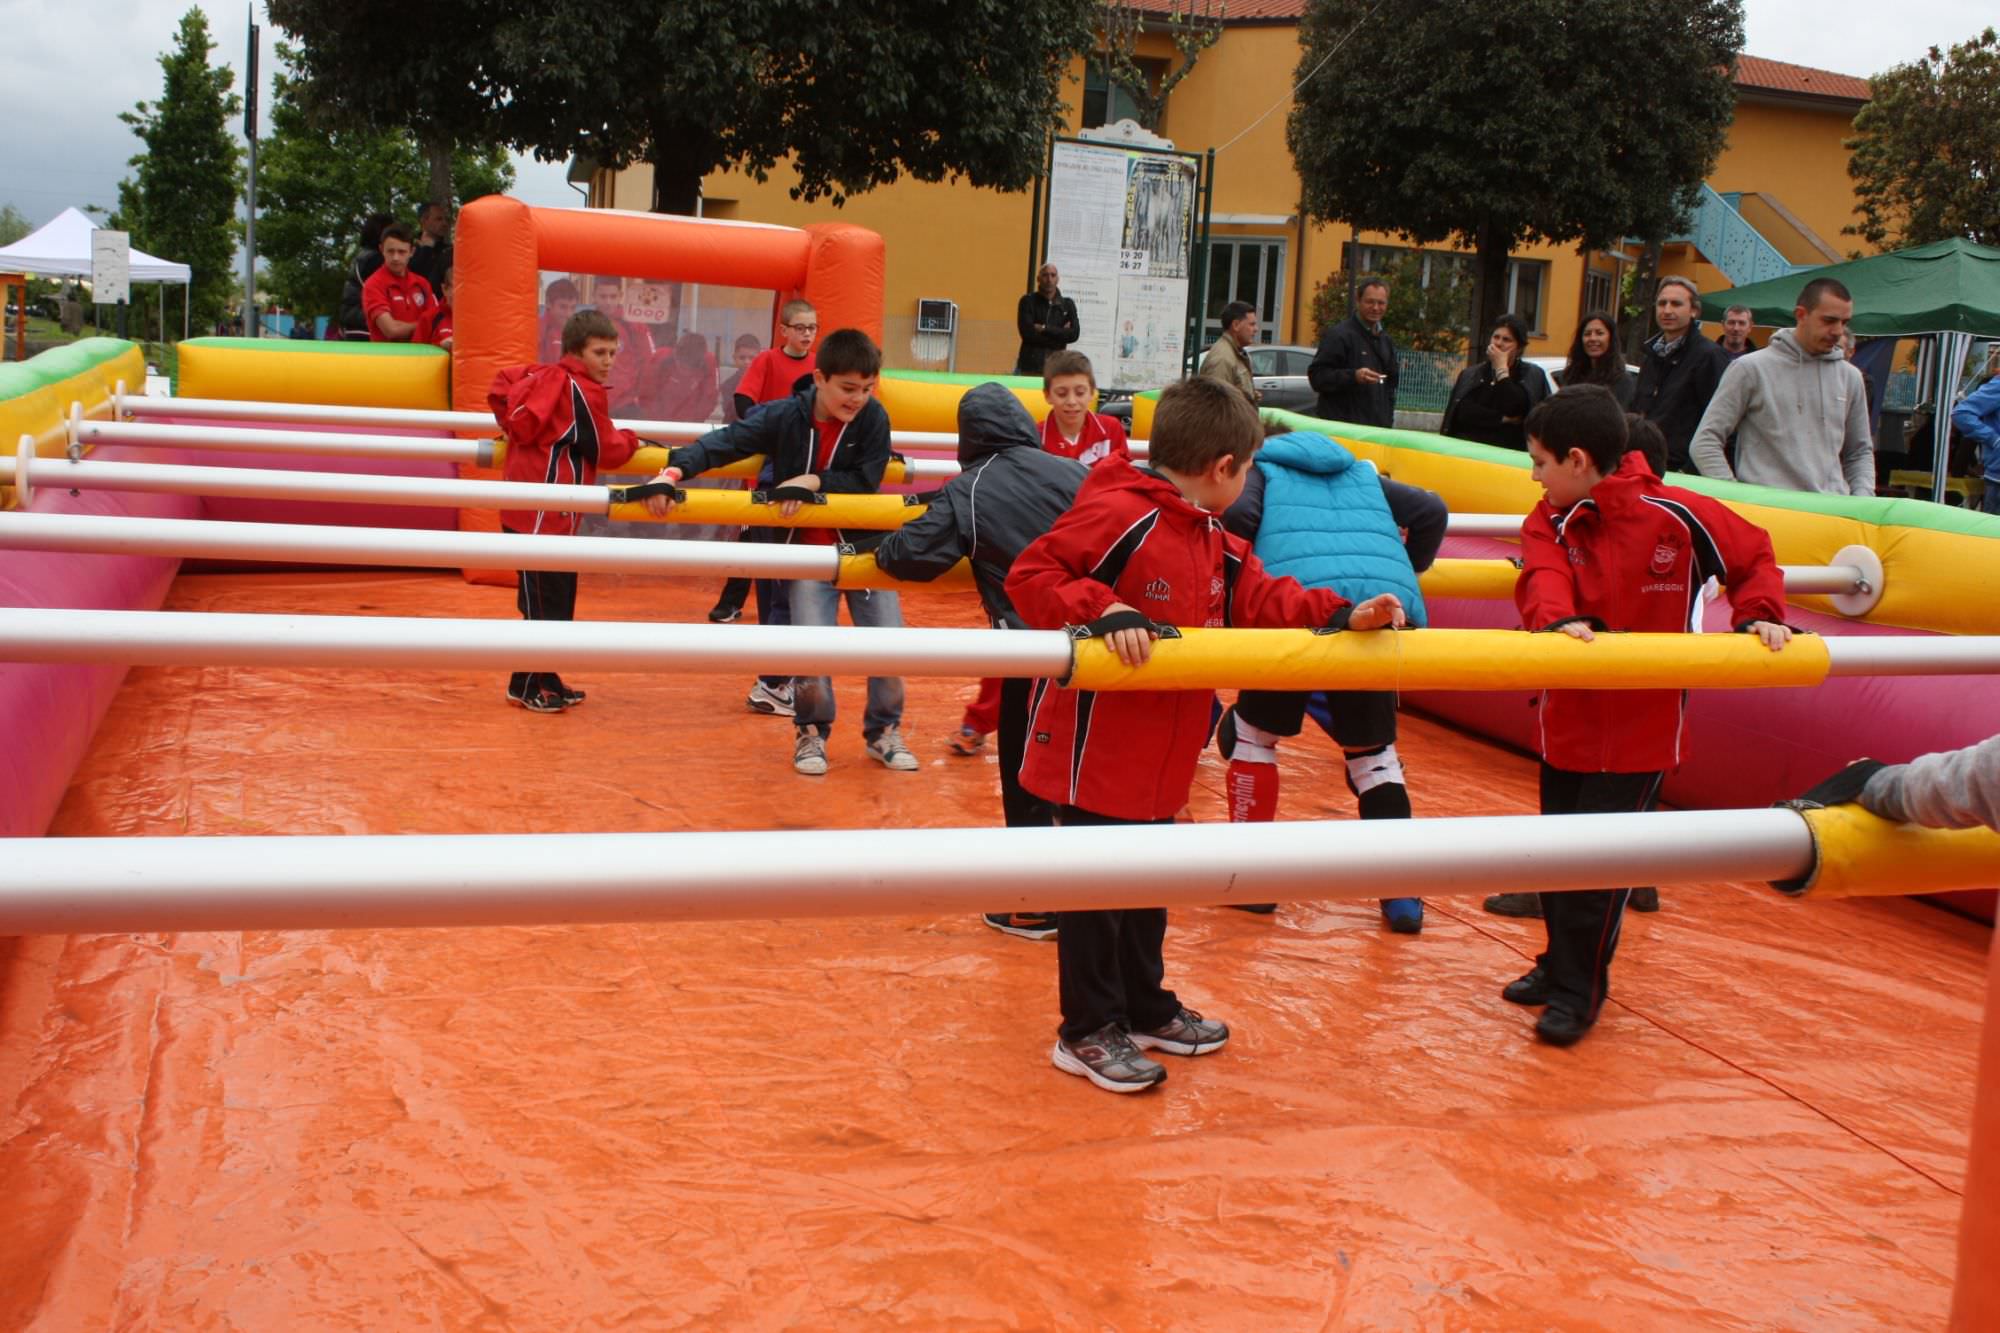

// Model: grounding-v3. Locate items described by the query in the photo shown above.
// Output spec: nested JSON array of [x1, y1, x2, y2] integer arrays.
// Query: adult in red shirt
[[538, 279, 578, 364], [590, 279, 655, 416], [362, 223, 436, 342], [644, 332, 720, 423]]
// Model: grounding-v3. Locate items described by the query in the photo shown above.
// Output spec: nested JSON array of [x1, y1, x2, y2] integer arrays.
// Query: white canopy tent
[[0, 207, 193, 346]]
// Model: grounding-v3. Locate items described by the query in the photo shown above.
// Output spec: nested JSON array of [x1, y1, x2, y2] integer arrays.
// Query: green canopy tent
[[1702, 237, 2000, 505]]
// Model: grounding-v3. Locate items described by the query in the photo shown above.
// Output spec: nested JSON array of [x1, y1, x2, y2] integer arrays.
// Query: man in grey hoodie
[[1793, 734, 2000, 833], [1689, 278, 1873, 496]]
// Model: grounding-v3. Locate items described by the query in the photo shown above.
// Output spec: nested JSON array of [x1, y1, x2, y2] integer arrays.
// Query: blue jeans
[[784, 579, 905, 741], [1982, 477, 2000, 515]]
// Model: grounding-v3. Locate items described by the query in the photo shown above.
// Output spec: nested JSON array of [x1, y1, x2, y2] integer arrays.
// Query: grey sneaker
[[865, 726, 919, 771], [793, 731, 829, 776], [1131, 1007, 1230, 1056], [748, 680, 795, 717], [1052, 1024, 1166, 1093]]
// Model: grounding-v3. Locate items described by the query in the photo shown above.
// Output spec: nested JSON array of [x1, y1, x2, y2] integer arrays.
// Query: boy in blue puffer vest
[[1216, 427, 1447, 931]]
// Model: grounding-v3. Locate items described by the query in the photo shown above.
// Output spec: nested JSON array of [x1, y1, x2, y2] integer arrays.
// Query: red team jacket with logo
[[1006, 462, 1349, 821], [1515, 451, 1788, 773], [489, 358, 642, 536], [1040, 410, 1130, 467]]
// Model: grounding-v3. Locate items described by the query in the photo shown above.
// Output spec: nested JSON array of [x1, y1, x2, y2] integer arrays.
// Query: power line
[[1212, 1, 1384, 155]]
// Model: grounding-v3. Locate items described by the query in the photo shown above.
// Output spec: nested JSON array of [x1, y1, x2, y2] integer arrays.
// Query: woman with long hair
[[1558, 310, 1635, 405], [1441, 313, 1551, 451]]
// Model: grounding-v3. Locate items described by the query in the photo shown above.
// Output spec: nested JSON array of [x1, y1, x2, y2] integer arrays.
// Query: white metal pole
[[75, 417, 494, 465], [1446, 514, 1527, 538], [0, 810, 1817, 935], [9, 453, 1540, 539], [6, 608, 1996, 684], [117, 392, 1147, 453], [0, 454, 606, 514], [121, 394, 492, 433], [0, 609, 1075, 678], [0, 511, 846, 580], [1824, 636, 2000, 676], [0, 511, 1876, 599]]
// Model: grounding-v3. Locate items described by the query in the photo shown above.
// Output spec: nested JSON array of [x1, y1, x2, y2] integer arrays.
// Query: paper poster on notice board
[[1044, 139, 1200, 392]]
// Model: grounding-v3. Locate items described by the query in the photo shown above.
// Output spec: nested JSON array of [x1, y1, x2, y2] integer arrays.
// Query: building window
[[1083, 58, 1167, 130], [1202, 238, 1287, 344], [1583, 268, 1616, 317], [1505, 259, 1548, 336]]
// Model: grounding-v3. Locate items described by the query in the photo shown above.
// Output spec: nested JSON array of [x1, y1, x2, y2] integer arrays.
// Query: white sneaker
[[793, 731, 829, 776], [748, 681, 795, 717], [866, 727, 919, 771]]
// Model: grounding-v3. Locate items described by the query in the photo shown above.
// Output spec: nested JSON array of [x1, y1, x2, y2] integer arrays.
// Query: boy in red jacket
[[489, 309, 644, 713], [1509, 384, 1792, 1046], [1005, 377, 1406, 1093]]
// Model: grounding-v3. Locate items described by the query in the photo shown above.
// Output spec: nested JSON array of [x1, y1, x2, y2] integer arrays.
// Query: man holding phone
[[1308, 278, 1399, 427]]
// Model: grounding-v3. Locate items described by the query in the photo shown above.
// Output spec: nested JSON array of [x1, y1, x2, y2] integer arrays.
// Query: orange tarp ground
[[1, 569, 1987, 1329]]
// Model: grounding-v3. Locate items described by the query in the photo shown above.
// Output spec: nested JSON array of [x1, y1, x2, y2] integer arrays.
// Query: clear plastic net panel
[[536, 270, 777, 540]]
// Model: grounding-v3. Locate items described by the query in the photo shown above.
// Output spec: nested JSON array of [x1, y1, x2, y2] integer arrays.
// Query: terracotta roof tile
[[1122, 0, 1307, 21], [1113, 7, 1872, 104], [1732, 54, 1871, 104]]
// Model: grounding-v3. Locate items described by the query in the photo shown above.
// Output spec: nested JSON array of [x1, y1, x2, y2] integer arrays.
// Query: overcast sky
[[1, 0, 1993, 233]]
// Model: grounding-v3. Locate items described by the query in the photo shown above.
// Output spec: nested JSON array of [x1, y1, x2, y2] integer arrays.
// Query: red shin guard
[[1226, 759, 1279, 823]]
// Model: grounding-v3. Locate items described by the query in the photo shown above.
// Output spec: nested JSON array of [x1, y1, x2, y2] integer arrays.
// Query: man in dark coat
[[1630, 276, 1731, 473], [1014, 263, 1080, 376], [1307, 279, 1399, 427]]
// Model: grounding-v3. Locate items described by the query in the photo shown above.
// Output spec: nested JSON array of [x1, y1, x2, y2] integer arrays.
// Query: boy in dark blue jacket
[[649, 330, 916, 777]]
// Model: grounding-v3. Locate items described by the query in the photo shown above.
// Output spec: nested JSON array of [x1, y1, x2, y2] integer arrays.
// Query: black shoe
[[1535, 1004, 1594, 1046], [1627, 886, 1660, 913], [546, 674, 586, 708], [1502, 965, 1552, 1006], [1484, 892, 1543, 919], [708, 605, 743, 623], [517, 687, 568, 714], [983, 912, 1057, 940], [1230, 902, 1277, 915]]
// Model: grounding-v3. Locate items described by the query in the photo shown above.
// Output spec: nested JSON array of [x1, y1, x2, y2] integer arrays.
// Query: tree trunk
[[649, 166, 702, 216], [425, 137, 452, 210], [1470, 219, 1512, 366], [1622, 239, 1664, 364]]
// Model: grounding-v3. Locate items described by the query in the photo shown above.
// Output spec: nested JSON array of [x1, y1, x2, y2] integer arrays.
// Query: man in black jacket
[[1630, 277, 1731, 473], [1014, 264, 1080, 376], [874, 382, 1087, 939], [1307, 279, 1399, 427]]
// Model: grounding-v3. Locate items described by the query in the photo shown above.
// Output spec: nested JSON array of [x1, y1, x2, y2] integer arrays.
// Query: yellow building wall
[[1710, 99, 1866, 261], [600, 31, 1868, 374]]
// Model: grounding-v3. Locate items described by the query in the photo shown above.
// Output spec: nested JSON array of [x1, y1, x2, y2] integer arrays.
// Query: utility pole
[[242, 6, 260, 337]]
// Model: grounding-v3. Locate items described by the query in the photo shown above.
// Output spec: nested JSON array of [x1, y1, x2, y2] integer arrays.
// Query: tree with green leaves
[[1098, 0, 1224, 131], [1310, 249, 1471, 355], [1288, 0, 1742, 361], [0, 204, 29, 247], [266, 0, 504, 210], [1847, 27, 2000, 250], [256, 44, 514, 318], [116, 7, 244, 331], [490, 0, 1100, 214]]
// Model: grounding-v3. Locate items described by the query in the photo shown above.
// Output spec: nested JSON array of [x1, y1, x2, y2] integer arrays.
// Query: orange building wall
[[1711, 99, 1867, 261]]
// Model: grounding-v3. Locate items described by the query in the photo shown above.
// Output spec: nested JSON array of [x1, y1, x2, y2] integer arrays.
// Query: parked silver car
[[1245, 343, 1320, 413]]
